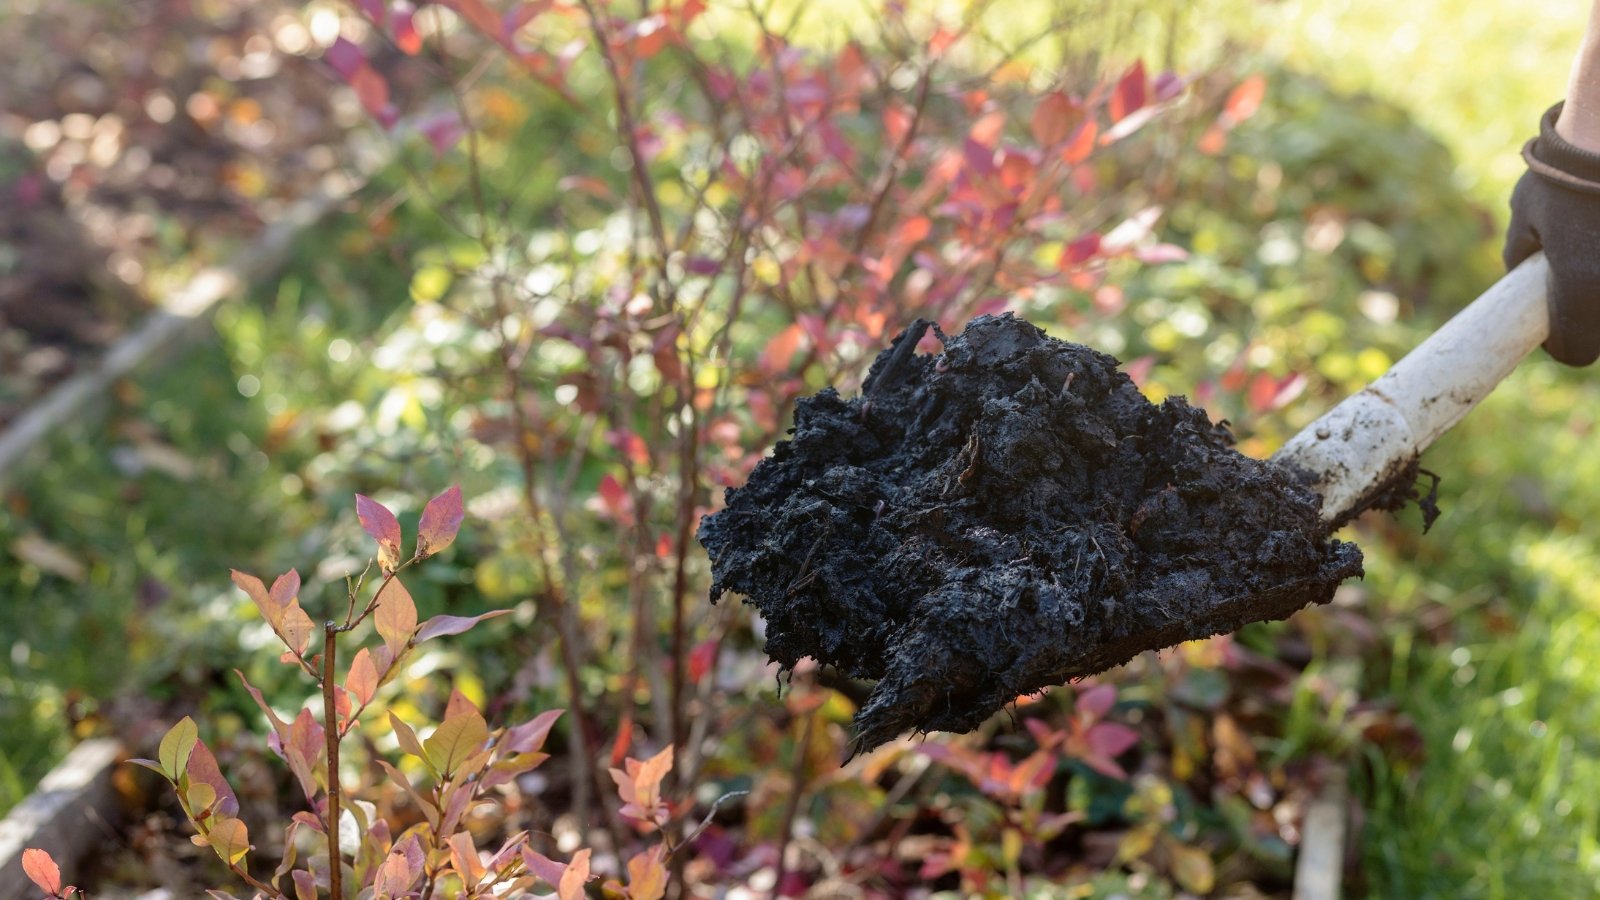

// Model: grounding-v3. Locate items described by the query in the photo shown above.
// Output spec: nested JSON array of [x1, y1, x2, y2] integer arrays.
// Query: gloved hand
[[1505, 102, 1600, 366]]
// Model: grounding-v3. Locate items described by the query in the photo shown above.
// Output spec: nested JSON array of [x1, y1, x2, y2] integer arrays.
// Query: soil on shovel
[[699, 314, 1364, 753]]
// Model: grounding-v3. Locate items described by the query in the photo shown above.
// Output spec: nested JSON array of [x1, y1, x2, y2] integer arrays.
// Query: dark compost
[[698, 314, 1364, 753]]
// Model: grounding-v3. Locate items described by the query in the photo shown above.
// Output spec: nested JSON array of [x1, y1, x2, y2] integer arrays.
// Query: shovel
[[1276, 252, 1549, 523], [700, 253, 1552, 752]]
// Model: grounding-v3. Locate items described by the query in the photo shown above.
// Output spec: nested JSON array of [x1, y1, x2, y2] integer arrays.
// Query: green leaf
[[204, 815, 252, 866], [389, 713, 429, 762], [424, 708, 490, 779], [158, 717, 199, 781], [186, 782, 217, 817]]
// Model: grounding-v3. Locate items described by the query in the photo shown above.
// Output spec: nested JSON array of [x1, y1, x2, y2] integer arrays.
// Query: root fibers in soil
[[698, 314, 1363, 753]]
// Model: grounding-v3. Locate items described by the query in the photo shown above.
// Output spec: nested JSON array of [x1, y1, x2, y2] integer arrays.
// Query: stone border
[[0, 738, 124, 899]]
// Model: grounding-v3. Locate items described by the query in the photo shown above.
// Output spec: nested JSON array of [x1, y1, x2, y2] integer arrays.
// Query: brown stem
[[770, 707, 817, 898], [322, 624, 344, 900]]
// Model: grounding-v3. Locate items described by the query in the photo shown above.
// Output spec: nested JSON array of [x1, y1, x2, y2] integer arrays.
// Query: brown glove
[[1504, 102, 1600, 366]]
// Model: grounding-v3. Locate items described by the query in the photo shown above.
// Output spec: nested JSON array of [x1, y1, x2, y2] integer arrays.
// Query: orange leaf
[[1030, 91, 1080, 147], [346, 647, 379, 707], [627, 845, 669, 900], [759, 323, 805, 374], [1061, 120, 1098, 165], [1223, 73, 1267, 125], [558, 848, 592, 900]]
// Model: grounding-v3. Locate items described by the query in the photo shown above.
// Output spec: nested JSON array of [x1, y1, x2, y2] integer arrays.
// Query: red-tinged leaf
[[268, 568, 300, 615], [375, 577, 418, 657], [390, 712, 428, 762], [205, 815, 251, 865], [1061, 119, 1098, 164], [443, 687, 479, 723], [236, 671, 291, 744], [1124, 356, 1155, 387], [621, 14, 670, 60], [279, 599, 315, 658], [1223, 73, 1267, 125], [356, 494, 404, 572], [1271, 372, 1308, 411], [1079, 684, 1116, 718], [394, 6, 422, 54], [1101, 103, 1163, 144], [1108, 60, 1147, 123], [504, 0, 551, 35], [1153, 70, 1186, 102], [417, 485, 465, 558], [1135, 243, 1188, 264], [416, 609, 511, 644], [231, 569, 279, 628], [448, 830, 485, 887], [325, 37, 365, 80], [357, 0, 386, 24], [968, 110, 1005, 148], [759, 323, 805, 374], [285, 710, 325, 802], [1197, 122, 1228, 155], [1061, 233, 1101, 267], [1086, 721, 1140, 768], [22, 848, 62, 894], [522, 846, 569, 887], [627, 845, 669, 900], [425, 706, 490, 778], [375, 847, 419, 897], [444, 0, 504, 40], [158, 716, 199, 781], [962, 137, 997, 176], [503, 708, 564, 754], [596, 473, 633, 526], [884, 103, 913, 148], [293, 869, 317, 900], [1247, 372, 1277, 414], [1007, 749, 1055, 798], [687, 638, 717, 685], [187, 739, 240, 817], [346, 647, 379, 706], [1030, 92, 1080, 147], [417, 111, 464, 157], [559, 848, 592, 900]]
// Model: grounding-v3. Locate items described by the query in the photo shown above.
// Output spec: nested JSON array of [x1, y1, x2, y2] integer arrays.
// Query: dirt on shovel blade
[[698, 314, 1363, 753]]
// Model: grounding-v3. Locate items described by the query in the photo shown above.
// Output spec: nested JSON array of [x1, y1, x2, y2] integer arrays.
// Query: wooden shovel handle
[[1272, 253, 1550, 525]]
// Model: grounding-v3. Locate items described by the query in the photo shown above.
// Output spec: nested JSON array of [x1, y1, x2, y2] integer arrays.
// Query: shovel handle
[[1272, 252, 1550, 525]]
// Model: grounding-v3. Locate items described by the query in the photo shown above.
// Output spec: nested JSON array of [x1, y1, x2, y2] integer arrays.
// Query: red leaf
[[962, 137, 997, 176], [597, 474, 632, 526], [21, 848, 62, 894], [356, 494, 404, 572], [1030, 92, 1080, 147], [418, 112, 465, 157], [1086, 722, 1140, 763], [187, 739, 240, 817], [394, 6, 422, 54], [417, 485, 465, 558], [967, 110, 1005, 148], [688, 638, 717, 685], [1060, 233, 1101, 267], [443, 0, 504, 40], [349, 65, 395, 128], [884, 103, 913, 148], [1108, 60, 1147, 123], [357, 0, 387, 24]]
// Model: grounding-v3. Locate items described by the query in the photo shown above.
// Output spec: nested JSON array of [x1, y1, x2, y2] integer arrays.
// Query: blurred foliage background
[[2, 0, 1599, 897]]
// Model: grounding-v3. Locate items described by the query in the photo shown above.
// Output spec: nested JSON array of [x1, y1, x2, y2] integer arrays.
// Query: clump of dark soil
[[699, 314, 1363, 753]]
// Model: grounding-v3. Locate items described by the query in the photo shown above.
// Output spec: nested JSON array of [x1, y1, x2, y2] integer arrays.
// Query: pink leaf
[[415, 609, 512, 643], [187, 739, 240, 817], [1079, 684, 1116, 718], [417, 112, 465, 157], [521, 846, 569, 887], [416, 485, 465, 558], [356, 494, 404, 572], [346, 647, 380, 706], [21, 848, 62, 894], [1060, 233, 1101, 267], [503, 709, 564, 754], [325, 37, 365, 81], [596, 474, 633, 526]]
